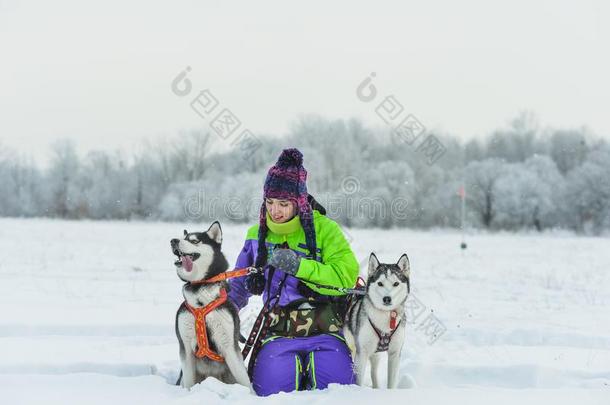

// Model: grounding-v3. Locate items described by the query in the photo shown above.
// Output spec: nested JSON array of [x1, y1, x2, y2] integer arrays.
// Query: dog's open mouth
[[173, 249, 200, 272]]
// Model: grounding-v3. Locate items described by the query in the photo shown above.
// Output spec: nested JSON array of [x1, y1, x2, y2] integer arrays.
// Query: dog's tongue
[[182, 256, 193, 272]]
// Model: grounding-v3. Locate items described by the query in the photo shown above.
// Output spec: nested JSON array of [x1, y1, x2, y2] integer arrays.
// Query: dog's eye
[[377, 282, 383, 287], [393, 282, 399, 287]]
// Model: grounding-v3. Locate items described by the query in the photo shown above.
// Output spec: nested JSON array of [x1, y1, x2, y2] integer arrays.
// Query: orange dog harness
[[181, 267, 259, 363], [184, 288, 228, 362]]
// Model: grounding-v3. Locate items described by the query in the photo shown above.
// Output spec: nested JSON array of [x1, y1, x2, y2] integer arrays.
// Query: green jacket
[[228, 210, 359, 309]]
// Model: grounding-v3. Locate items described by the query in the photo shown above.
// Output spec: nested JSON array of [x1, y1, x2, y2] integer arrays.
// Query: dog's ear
[[397, 253, 410, 276], [368, 252, 380, 276], [206, 221, 222, 245], [183, 229, 188, 237]]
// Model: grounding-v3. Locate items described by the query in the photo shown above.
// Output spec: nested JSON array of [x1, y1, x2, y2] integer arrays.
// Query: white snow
[[0, 218, 608, 404]]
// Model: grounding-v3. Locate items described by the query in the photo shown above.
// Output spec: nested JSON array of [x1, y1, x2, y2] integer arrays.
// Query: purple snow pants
[[252, 333, 355, 396]]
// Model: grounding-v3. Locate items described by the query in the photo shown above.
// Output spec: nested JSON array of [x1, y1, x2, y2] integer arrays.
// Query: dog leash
[[243, 272, 289, 378], [306, 280, 367, 296], [191, 266, 366, 295], [188, 266, 261, 285], [188, 257, 367, 296], [253, 268, 367, 296], [248, 266, 367, 296]]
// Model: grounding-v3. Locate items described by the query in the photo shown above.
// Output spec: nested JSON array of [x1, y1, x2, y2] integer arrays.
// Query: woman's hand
[[269, 248, 301, 275], [245, 273, 266, 295]]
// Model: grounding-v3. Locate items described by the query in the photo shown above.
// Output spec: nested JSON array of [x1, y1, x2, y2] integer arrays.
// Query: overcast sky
[[1, 0, 609, 164]]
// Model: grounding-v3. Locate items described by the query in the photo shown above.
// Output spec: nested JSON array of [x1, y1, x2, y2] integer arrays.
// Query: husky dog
[[171, 221, 250, 390], [344, 253, 410, 388]]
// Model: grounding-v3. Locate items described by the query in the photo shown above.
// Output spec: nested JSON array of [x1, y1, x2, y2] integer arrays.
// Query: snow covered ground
[[0, 218, 608, 404]]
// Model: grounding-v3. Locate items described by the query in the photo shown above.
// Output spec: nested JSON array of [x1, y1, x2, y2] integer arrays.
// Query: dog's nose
[[170, 239, 179, 247], [383, 296, 392, 305]]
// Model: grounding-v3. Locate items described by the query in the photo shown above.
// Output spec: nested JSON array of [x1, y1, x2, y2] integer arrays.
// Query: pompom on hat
[[255, 148, 316, 267]]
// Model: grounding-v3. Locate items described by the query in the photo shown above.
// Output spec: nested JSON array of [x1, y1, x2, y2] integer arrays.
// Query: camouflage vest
[[267, 300, 346, 337]]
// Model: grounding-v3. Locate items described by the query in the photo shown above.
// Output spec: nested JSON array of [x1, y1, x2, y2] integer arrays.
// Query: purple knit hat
[[255, 148, 316, 267]]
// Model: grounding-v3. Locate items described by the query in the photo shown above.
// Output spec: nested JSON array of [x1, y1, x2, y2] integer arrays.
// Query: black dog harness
[[369, 310, 400, 352]]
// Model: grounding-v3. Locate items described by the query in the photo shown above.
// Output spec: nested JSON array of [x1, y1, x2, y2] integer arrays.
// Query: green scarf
[[266, 212, 302, 235]]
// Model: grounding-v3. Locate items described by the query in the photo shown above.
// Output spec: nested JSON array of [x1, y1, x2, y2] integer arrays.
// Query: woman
[[228, 148, 359, 396]]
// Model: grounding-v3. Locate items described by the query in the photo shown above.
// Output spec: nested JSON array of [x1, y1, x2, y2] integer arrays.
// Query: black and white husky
[[170, 221, 250, 390], [344, 253, 410, 388]]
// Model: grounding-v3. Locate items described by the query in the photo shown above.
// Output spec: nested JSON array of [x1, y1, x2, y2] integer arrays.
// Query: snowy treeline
[[1, 114, 609, 234]]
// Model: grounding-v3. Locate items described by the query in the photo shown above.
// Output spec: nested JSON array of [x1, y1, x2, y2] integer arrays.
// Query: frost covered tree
[[78, 150, 137, 219], [2, 115, 609, 234], [0, 149, 42, 216], [464, 158, 505, 228], [549, 129, 589, 174], [45, 139, 81, 218], [420, 169, 469, 229], [486, 112, 540, 163], [464, 138, 484, 163], [523, 155, 565, 229], [493, 163, 545, 230], [410, 164, 446, 227], [363, 160, 416, 228], [130, 151, 166, 219], [565, 145, 610, 234]]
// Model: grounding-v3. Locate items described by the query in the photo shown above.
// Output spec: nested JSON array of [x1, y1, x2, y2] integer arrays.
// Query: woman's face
[[265, 197, 296, 223]]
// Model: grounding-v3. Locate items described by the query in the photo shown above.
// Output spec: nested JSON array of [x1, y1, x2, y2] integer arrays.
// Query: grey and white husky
[[170, 221, 250, 390], [344, 252, 410, 388]]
